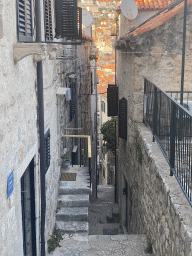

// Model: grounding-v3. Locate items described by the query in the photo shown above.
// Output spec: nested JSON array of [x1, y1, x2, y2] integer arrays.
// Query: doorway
[[21, 159, 36, 256]]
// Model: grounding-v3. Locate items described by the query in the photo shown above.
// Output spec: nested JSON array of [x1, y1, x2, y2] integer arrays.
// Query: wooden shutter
[[107, 84, 118, 116], [44, 0, 53, 41], [119, 98, 127, 141], [55, 0, 78, 38], [18, 0, 33, 42], [44, 129, 50, 173], [76, 7, 82, 39]]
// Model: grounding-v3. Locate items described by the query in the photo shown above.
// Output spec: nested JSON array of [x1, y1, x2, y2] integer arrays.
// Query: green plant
[[56, 200, 62, 213], [134, 141, 143, 165], [47, 224, 63, 253], [55, 206, 61, 213], [145, 241, 153, 254], [61, 151, 70, 160], [89, 54, 98, 61], [101, 117, 116, 154]]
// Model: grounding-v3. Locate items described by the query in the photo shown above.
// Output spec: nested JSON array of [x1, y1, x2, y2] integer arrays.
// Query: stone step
[[58, 185, 91, 195], [56, 207, 88, 221], [58, 194, 89, 207], [56, 221, 89, 233]]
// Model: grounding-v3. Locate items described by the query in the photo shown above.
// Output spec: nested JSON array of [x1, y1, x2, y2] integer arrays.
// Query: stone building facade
[[0, 0, 93, 255], [115, 1, 192, 255]]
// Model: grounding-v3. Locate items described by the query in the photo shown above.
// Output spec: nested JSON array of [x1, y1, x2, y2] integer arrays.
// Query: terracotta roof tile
[[103, 64, 115, 69], [135, 0, 175, 10], [122, 0, 192, 38]]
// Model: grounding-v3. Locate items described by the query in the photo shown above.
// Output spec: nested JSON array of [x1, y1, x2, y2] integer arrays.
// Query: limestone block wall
[[116, 4, 192, 256], [118, 123, 192, 256], [0, 1, 69, 255]]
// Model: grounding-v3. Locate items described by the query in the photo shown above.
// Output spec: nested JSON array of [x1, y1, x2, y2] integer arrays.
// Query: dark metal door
[[21, 159, 36, 256]]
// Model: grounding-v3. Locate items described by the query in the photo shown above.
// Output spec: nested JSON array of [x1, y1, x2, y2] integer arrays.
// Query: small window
[[44, 0, 53, 41], [17, 0, 33, 42], [101, 101, 105, 113], [44, 129, 50, 173]]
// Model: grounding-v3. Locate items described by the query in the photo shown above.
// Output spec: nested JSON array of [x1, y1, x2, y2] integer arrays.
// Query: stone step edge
[[56, 221, 89, 233]]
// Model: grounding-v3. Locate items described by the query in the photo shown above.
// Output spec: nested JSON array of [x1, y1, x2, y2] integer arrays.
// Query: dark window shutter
[[18, 0, 33, 42], [77, 7, 82, 39], [119, 98, 127, 141], [55, 0, 78, 38], [107, 84, 118, 116], [70, 83, 76, 121], [44, 129, 50, 173], [44, 0, 53, 41]]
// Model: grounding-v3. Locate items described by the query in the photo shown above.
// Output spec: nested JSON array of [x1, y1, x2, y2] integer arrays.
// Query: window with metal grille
[[55, 0, 82, 38], [44, 0, 53, 41], [70, 83, 76, 121], [17, 0, 33, 42], [107, 84, 118, 116], [44, 129, 50, 173], [119, 98, 127, 141]]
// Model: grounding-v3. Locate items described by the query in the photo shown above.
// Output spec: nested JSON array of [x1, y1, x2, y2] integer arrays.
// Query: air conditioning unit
[[66, 88, 71, 101]]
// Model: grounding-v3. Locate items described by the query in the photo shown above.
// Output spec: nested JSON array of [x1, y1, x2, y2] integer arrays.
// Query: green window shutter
[[18, 0, 33, 42], [44, 0, 53, 41], [55, 0, 78, 38]]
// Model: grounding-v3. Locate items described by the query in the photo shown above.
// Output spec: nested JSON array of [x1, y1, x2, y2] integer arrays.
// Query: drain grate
[[103, 228, 118, 235], [60, 173, 76, 181]]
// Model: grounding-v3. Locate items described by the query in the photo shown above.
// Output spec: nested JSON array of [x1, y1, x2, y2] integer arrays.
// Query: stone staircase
[[50, 176, 151, 255], [55, 165, 91, 239]]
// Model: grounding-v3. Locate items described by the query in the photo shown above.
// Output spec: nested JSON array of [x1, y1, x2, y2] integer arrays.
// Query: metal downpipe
[[35, 0, 46, 255]]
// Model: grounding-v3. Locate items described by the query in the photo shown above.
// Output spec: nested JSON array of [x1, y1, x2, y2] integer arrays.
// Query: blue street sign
[[7, 171, 14, 198]]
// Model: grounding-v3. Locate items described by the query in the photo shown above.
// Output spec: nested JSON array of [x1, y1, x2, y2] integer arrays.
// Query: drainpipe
[[180, 0, 188, 106], [96, 65, 98, 198], [75, 45, 79, 164], [35, 1, 46, 255]]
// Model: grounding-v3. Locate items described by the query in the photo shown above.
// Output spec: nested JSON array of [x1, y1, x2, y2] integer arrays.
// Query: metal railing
[[144, 78, 192, 206]]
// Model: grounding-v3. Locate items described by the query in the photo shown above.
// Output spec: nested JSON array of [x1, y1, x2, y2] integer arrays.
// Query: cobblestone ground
[[50, 184, 152, 256]]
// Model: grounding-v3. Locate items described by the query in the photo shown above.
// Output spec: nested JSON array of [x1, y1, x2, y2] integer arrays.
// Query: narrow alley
[[49, 164, 150, 256]]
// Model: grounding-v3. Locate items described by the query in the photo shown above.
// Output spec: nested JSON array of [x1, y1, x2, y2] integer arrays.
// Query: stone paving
[[51, 234, 148, 256], [50, 166, 151, 256]]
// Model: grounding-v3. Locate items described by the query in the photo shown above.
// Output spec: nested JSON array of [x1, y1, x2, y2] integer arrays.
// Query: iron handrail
[[144, 77, 192, 207]]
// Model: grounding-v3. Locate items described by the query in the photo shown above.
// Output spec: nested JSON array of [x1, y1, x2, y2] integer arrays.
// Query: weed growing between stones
[[145, 241, 153, 254], [55, 206, 61, 213], [56, 200, 62, 213], [47, 224, 63, 253], [134, 142, 143, 165]]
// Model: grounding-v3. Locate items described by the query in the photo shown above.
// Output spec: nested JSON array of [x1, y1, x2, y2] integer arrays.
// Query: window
[[44, 0, 53, 41], [44, 129, 50, 173], [17, 0, 33, 42], [101, 101, 105, 113]]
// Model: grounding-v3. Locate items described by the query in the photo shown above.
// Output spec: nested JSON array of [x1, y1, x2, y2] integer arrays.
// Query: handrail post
[[170, 102, 176, 176], [153, 87, 157, 142]]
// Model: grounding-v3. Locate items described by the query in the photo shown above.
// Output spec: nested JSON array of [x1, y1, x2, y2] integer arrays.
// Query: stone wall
[[0, 1, 70, 255], [118, 123, 192, 256], [116, 4, 192, 256]]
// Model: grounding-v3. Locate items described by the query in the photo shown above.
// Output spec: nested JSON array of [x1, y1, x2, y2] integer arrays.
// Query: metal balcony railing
[[144, 78, 192, 207]]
